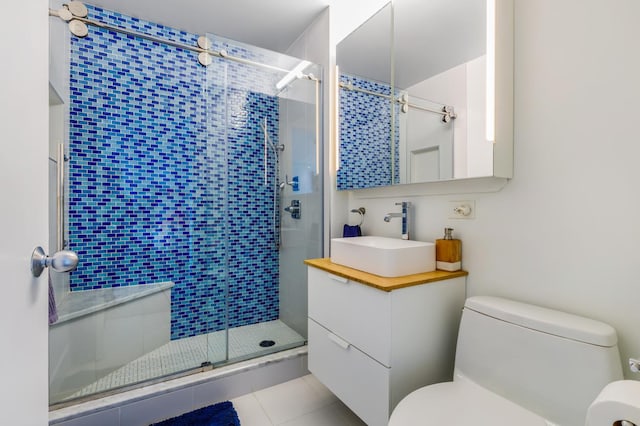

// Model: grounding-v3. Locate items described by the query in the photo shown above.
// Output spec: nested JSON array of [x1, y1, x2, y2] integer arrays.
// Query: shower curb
[[49, 346, 308, 425]]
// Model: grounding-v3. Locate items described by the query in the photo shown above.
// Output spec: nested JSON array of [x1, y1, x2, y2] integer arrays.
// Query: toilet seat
[[388, 376, 549, 426]]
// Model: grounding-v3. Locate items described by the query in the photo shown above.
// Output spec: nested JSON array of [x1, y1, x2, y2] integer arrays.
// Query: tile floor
[[232, 374, 366, 426]]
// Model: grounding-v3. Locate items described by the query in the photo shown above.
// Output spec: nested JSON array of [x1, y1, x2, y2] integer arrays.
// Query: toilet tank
[[455, 296, 623, 426]]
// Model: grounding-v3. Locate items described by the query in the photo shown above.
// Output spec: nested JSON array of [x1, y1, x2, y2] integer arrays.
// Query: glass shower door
[[49, 17, 228, 404], [277, 71, 323, 341], [204, 33, 322, 366], [201, 48, 230, 366]]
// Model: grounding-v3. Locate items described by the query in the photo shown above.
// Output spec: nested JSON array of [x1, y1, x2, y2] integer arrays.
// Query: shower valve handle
[[284, 200, 301, 219]]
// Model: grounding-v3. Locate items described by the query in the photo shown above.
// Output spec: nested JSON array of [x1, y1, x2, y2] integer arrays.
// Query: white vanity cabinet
[[306, 260, 466, 426]]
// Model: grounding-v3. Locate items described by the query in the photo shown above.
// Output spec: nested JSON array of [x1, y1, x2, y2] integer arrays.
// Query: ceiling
[[84, 0, 332, 53], [337, 0, 486, 89]]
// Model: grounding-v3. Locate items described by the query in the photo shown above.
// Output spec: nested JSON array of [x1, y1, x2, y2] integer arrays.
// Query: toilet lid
[[389, 377, 549, 426]]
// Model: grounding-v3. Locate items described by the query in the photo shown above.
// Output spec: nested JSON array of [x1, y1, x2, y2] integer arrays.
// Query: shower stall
[[48, 3, 322, 406]]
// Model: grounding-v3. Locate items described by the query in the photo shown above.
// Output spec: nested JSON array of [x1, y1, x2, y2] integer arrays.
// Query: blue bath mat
[[151, 401, 240, 426]]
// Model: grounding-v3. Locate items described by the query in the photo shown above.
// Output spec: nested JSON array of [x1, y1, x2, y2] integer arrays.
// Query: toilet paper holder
[[587, 380, 640, 426]]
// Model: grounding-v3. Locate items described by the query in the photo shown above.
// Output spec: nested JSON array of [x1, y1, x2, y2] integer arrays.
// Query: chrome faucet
[[384, 201, 411, 240]]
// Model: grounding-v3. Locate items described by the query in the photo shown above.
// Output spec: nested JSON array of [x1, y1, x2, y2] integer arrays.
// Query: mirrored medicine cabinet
[[336, 0, 513, 191]]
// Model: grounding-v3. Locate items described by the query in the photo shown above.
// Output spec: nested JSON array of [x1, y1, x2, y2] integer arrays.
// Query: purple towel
[[342, 224, 362, 237], [49, 273, 58, 325]]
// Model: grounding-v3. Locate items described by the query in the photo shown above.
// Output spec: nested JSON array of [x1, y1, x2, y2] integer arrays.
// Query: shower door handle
[[30, 246, 79, 278]]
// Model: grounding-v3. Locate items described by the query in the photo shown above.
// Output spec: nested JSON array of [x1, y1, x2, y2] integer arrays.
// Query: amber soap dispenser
[[435, 228, 461, 271]]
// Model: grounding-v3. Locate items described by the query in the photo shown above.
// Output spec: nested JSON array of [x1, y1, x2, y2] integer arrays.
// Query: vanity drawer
[[308, 319, 390, 426], [308, 266, 391, 366]]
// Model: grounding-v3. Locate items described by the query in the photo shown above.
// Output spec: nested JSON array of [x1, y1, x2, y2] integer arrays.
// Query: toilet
[[389, 296, 624, 426]]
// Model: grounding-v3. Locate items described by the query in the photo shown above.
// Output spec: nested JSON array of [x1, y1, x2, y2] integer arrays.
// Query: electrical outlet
[[448, 200, 475, 219]]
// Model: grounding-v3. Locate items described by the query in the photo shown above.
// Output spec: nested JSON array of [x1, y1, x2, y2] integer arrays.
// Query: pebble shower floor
[[67, 320, 303, 400]]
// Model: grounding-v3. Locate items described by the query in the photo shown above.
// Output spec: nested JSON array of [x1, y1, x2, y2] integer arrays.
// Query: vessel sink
[[330, 236, 436, 277]]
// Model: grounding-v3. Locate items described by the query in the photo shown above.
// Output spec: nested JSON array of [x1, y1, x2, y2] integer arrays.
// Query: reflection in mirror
[[336, 0, 512, 190], [398, 94, 455, 183], [336, 3, 395, 190], [395, 0, 490, 183]]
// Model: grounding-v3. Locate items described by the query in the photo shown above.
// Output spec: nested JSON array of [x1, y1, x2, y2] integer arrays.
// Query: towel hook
[[350, 207, 365, 226]]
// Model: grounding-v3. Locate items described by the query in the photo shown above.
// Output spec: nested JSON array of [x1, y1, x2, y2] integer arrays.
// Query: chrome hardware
[[49, 6, 318, 84], [350, 207, 366, 226], [384, 201, 411, 240], [197, 36, 212, 50], [384, 213, 401, 222], [284, 200, 301, 220], [57, 7, 73, 22], [283, 174, 299, 192], [197, 37, 213, 66], [280, 174, 296, 189], [67, 1, 88, 18], [56, 143, 68, 251], [198, 52, 212, 67], [68, 20, 89, 38], [327, 332, 350, 350], [31, 247, 79, 278], [442, 105, 457, 123]]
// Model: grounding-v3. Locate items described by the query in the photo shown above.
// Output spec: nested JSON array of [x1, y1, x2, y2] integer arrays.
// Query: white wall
[[342, 0, 640, 379]]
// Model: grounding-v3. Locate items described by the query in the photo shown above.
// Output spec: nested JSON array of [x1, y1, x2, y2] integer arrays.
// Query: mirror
[[336, 3, 395, 190], [336, 0, 513, 190]]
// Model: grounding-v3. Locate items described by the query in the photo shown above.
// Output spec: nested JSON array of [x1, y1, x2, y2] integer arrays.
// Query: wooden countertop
[[304, 258, 468, 292]]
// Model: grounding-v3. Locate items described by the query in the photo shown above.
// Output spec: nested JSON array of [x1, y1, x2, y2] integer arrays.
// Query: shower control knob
[[284, 200, 301, 220], [30, 246, 79, 278]]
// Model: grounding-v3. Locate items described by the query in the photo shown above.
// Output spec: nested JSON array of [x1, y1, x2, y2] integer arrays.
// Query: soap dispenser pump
[[435, 227, 462, 271]]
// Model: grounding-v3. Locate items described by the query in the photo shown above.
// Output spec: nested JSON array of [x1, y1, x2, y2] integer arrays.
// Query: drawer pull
[[327, 273, 349, 284], [327, 332, 350, 350]]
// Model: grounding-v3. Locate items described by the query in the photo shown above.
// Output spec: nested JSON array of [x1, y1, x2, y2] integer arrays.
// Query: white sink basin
[[331, 236, 436, 277]]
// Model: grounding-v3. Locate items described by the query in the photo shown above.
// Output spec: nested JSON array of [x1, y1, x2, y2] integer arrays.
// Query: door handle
[[30, 246, 79, 277], [327, 332, 350, 350], [327, 273, 348, 284]]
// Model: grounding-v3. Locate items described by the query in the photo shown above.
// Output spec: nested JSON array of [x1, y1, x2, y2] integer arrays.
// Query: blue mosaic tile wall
[[337, 74, 399, 190], [68, 6, 279, 339]]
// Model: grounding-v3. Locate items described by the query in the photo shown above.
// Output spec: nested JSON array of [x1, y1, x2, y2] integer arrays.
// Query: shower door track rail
[[339, 81, 455, 120], [339, 81, 393, 100], [49, 8, 320, 83]]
